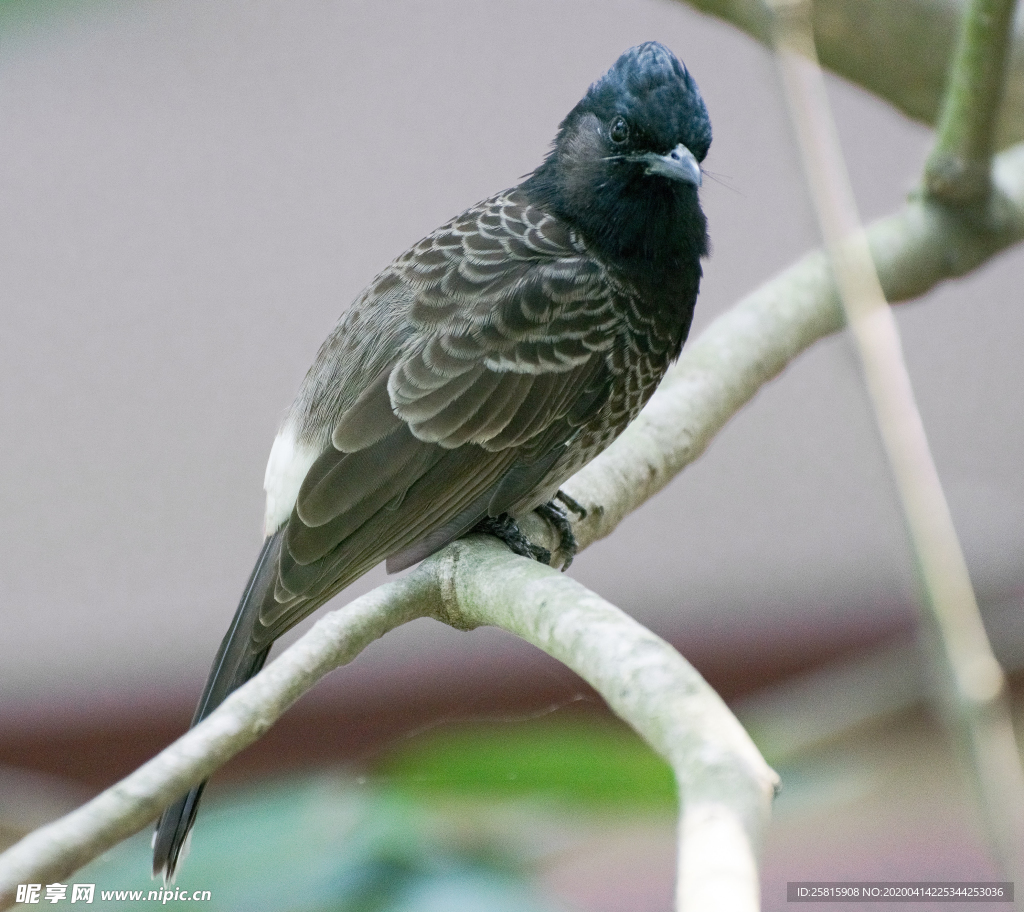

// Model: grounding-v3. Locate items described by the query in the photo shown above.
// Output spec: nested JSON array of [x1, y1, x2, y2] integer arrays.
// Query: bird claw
[[535, 500, 579, 571], [475, 499, 580, 571], [475, 514, 552, 565], [555, 489, 587, 519]]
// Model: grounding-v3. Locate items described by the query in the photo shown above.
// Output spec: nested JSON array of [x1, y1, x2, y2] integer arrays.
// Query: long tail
[[151, 530, 284, 882]]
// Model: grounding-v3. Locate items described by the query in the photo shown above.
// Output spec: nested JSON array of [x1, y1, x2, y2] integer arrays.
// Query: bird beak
[[641, 143, 702, 187]]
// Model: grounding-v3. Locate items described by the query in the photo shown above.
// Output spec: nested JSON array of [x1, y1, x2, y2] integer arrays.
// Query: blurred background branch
[[925, 0, 1018, 201], [679, 0, 1024, 149], [770, 0, 1024, 884]]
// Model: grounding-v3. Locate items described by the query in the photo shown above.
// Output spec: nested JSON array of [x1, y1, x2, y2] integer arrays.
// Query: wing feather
[[296, 427, 432, 528], [259, 187, 627, 640], [406, 369, 505, 445], [330, 369, 403, 452]]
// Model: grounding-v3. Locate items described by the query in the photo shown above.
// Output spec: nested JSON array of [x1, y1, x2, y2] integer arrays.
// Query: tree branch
[[677, 0, 1024, 151], [434, 540, 779, 912], [0, 577, 429, 909], [525, 142, 1024, 566], [0, 541, 778, 912], [925, 0, 1019, 203]]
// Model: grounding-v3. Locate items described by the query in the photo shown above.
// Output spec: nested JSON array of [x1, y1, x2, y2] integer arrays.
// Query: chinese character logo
[[70, 884, 95, 904], [16, 884, 41, 904]]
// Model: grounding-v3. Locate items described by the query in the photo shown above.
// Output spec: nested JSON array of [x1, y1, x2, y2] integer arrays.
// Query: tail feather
[[151, 530, 283, 882]]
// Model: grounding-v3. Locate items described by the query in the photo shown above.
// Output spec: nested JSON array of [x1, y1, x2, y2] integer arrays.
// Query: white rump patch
[[263, 426, 319, 535]]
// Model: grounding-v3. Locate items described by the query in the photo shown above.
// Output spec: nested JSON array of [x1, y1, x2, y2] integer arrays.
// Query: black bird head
[[524, 42, 711, 275]]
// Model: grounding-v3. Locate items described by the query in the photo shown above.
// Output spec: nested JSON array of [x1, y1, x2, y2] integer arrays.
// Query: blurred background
[[1, 0, 1022, 909]]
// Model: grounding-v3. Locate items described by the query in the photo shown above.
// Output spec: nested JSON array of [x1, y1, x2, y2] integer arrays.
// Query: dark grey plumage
[[153, 40, 711, 880]]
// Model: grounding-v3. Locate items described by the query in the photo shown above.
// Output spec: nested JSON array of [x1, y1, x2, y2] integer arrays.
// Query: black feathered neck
[[527, 152, 706, 258], [521, 114, 709, 289]]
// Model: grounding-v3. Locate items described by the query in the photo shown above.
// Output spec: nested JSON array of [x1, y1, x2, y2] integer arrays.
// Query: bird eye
[[609, 116, 630, 144]]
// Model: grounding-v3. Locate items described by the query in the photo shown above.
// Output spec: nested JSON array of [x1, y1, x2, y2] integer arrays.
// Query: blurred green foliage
[[73, 718, 673, 910], [376, 718, 676, 808], [79, 780, 562, 912]]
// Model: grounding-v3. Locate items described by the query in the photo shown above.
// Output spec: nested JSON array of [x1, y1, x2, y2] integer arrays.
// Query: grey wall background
[[2, 0, 1021, 724]]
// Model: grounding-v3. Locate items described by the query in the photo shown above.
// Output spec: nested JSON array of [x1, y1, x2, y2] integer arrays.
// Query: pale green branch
[[678, 0, 1024, 151], [925, 0, 1020, 203], [0, 577, 430, 909]]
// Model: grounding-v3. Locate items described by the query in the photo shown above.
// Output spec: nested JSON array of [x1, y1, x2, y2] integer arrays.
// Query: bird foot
[[476, 492, 583, 571], [475, 514, 552, 565], [535, 499, 579, 571]]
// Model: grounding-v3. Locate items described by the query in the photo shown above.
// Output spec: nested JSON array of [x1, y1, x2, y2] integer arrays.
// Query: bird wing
[[254, 190, 622, 645]]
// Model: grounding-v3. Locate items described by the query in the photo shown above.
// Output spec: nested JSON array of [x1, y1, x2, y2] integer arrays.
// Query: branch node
[[924, 152, 993, 207], [429, 543, 475, 631]]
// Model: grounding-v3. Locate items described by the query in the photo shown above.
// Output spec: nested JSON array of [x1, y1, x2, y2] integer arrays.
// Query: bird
[[152, 40, 711, 880]]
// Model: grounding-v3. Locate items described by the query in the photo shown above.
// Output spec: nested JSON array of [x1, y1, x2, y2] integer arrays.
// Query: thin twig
[[0, 577, 430, 909], [770, 0, 1024, 882], [925, 0, 1019, 203]]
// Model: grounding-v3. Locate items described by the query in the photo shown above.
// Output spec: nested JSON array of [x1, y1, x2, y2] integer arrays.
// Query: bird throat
[[524, 163, 706, 302], [592, 182, 707, 288]]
